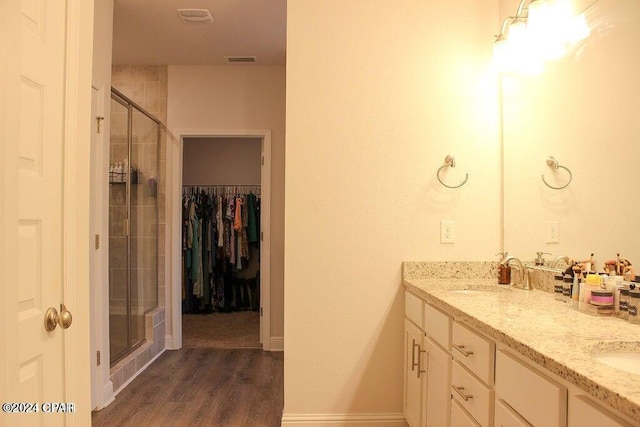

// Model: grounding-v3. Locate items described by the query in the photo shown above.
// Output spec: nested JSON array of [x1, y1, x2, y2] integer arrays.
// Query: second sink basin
[[591, 341, 640, 376], [447, 284, 511, 294]]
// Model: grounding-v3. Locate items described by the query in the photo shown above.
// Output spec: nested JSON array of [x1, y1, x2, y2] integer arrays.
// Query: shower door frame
[[109, 87, 161, 365]]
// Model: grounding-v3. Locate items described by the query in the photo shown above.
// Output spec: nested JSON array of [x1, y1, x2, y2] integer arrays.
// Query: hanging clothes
[[181, 185, 261, 313]]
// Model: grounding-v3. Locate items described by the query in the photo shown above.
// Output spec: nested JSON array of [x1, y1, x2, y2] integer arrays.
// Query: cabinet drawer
[[405, 291, 424, 329], [452, 399, 482, 427], [495, 399, 532, 427], [452, 321, 495, 385], [451, 360, 494, 427], [495, 350, 567, 427], [424, 303, 451, 350], [568, 395, 633, 427]]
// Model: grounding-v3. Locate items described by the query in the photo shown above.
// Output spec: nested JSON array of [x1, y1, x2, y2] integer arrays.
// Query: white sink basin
[[449, 289, 496, 295], [591, 342, 640, 375]]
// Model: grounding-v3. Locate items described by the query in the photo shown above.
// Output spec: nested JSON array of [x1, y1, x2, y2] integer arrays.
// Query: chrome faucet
[[550, 255, 571, 269], [500, 255, 532, 290]]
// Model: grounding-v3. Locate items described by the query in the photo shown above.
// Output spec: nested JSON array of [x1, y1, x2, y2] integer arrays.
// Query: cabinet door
[[495, 350, 566, 427], [568, 395, 633, 427], [452, 399, 482, 427], [495, 399, 532, 427], [426, 337, 451, 427], [405, 319, 426, 427]]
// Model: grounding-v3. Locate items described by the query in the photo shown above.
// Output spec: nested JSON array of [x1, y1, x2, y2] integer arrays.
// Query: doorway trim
[[170, 128, 272, 350]]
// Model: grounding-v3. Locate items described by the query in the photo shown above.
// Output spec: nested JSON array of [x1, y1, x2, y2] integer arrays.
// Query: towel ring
[[437, 155, 468, 189], [542, 156, 572, 190]]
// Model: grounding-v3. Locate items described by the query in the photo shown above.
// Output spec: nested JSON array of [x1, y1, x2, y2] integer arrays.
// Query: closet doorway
[[174, 131, 271, 350]]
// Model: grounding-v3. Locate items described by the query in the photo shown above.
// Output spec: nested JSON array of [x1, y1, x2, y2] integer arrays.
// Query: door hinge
[[96, 116, 104, 134], [261, 155, 264, 166], [95, 234, 100, 249], [260, 231, 263, 242], [97, 350, 101, 366], [260, 307, 263, 316]]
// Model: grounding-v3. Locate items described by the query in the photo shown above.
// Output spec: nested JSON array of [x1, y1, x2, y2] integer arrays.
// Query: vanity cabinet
[[404, 284, 640, 427], [404, 292, 452, 427]]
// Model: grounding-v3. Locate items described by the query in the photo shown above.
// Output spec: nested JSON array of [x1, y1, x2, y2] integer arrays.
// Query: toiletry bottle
[[554, 273, 564, 301], [115, 163, 122, 182], [618, 284, 630, 320], [628, 285, 640, 324], [497, 252, 511, 285], [563, 274, 573, 304], [498, 263, 511, 285]]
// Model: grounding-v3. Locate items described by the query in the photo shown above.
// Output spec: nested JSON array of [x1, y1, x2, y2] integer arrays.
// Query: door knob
[[44, 304, 73, 332]]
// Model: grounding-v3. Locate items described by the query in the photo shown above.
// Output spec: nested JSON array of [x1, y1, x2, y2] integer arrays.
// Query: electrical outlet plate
[[546, 221, 559, 243], [441, 220, 455, 244]]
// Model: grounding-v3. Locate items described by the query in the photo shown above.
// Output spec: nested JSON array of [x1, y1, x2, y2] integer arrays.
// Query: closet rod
[[182, 184, 261, 195]]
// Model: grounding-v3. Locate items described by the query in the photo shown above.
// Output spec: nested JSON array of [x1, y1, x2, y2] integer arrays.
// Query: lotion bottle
[[497, 252, 511, 285]]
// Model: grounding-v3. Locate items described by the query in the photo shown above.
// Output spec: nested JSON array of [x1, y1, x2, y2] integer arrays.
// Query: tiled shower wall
[[110, 65, 167, 393]]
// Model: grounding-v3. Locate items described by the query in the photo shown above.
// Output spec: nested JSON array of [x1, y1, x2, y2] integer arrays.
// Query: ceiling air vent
[[177, 9, 214, 23], [225, 56, 257, 64]]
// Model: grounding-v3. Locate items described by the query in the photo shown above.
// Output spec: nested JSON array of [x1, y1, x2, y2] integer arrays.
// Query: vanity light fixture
[[492, 0, 590, 74]]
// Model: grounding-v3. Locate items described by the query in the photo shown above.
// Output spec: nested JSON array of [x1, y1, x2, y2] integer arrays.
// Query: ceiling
[[111, 0, 287, 65]]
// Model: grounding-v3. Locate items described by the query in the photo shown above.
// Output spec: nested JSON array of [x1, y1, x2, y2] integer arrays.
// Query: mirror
[[502, 0, 640, 269]]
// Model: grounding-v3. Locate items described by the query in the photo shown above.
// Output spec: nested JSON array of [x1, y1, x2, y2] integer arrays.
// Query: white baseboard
[[165, 334, 179, 350], [101, 381, 115, 409], [280, 412, 407, 426], [270, 336, 284, 351]]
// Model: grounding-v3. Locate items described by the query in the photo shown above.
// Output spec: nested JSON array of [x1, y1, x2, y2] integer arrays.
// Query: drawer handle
[[411, 339, 419, 371], [452, 384, 473, 401], [452, 343, 474, 357]]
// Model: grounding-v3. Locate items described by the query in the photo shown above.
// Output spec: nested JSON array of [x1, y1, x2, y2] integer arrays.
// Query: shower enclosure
[[109, 87, 160, 364]]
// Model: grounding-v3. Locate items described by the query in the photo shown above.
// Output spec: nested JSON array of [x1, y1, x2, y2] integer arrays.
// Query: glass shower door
[[130, 108, 158, 347], [109, 96, 129, 361]]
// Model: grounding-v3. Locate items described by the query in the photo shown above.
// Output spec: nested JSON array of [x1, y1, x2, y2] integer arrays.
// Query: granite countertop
[[404, 275, 640, 424]]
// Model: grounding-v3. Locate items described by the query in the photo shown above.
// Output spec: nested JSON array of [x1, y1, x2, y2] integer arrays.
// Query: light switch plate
[[441, 220, 455, 244], [546, 221, 559, 243]]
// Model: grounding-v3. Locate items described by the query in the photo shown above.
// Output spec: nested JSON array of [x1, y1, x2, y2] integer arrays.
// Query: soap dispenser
[[535, 252, 551, 266], [496, 252, 511, 285]]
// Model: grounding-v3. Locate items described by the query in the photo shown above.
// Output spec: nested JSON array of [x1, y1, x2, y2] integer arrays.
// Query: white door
[[0, 0, 93, 425]]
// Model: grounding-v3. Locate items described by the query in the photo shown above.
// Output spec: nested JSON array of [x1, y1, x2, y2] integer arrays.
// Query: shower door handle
[[44, 304, 73, 332]]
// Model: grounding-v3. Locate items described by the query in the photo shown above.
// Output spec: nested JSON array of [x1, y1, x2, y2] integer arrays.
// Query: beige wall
[[166, 65, 286, 340], [182, 137, 261, 185], [284, 0, 500, 421]]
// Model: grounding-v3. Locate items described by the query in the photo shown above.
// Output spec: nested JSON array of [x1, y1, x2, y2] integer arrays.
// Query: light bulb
[[526, 0, 550, 36], [567, 14, 590, 42], [492, 38, 512, 73]]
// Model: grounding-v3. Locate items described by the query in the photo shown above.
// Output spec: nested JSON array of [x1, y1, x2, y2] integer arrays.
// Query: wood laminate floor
[[92, 348, 283, 427]]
